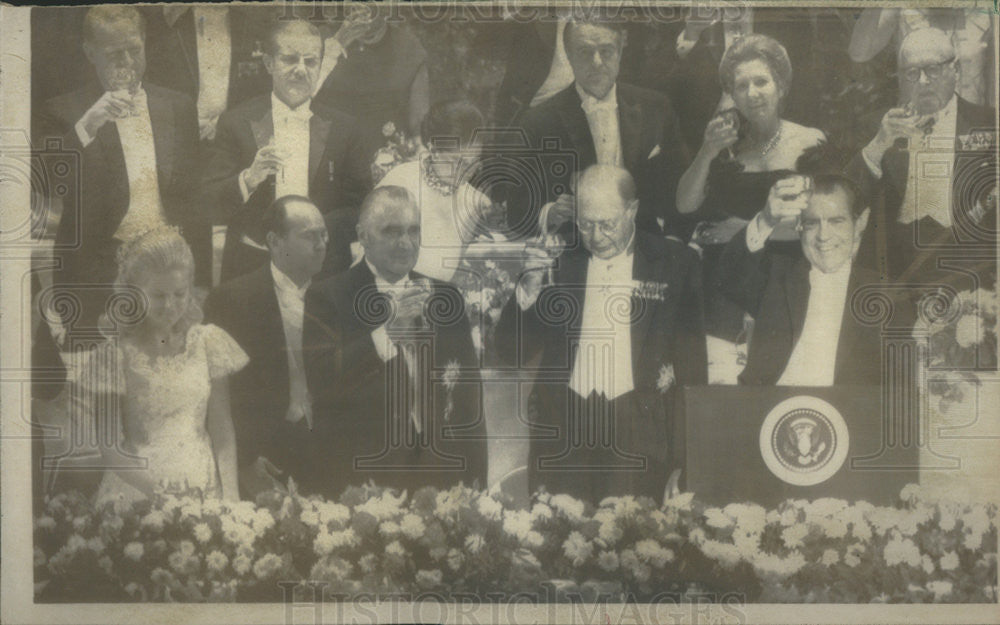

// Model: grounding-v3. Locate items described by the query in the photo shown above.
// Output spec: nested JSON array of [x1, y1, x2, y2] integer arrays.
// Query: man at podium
[[718, 173, 888, 386]]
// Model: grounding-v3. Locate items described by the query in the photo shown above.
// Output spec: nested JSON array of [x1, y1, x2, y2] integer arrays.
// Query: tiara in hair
[[115, 223, 184, 271]]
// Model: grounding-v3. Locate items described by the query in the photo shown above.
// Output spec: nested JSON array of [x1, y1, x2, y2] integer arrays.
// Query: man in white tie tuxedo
[[303, 187, 488, 498], [718, 173, 909, 386], [497, 165, 707, 503], [514, 16, 691, 239], [205, 195, 330, 499], [849, 27, 997, 285], [202, 18, 371, 283], [35, 5, 200, 331]]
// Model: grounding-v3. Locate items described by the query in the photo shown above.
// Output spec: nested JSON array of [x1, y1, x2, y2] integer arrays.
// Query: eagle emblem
[[759, 396, 850, 486]]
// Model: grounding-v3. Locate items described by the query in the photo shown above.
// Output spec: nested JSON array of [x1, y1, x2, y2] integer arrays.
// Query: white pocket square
[[647, 144, 662, 159]]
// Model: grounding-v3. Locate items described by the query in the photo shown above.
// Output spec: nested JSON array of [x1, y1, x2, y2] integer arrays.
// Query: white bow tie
[[580, 95, 616, 115], [277, 107, 312, 124]]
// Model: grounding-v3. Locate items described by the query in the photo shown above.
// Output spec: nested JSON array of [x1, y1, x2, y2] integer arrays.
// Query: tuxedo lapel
[[618, 90, 643, 173], [629, 234, 660, 374], [255, 267, 291, 402], [250, 104, 274, 149], [786, 259, 811, 347], [309, 114, 331, 188], [174, 11, 199, 88], [833, 266, 866, 383], [557, 86, 597, 167], [146, 88, 175, 186]]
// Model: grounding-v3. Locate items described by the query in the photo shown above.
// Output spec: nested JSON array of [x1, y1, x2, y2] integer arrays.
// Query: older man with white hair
[[303, 186, 487, 499], [498, 164, 707, 503], [851, 27, 996, 284]]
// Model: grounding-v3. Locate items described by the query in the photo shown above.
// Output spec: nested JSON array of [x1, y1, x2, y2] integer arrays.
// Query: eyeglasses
[[901, 58, 955, 83], [576, 216, 622, 236]]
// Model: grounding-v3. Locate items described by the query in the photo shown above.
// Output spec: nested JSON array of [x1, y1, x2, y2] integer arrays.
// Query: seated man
[[849, 27, 996, 286], [497, 165, 707, 503], [201, 18, 370, 283], [304, 186, 488, 499], [205, 195, 329, 499], [719, 173, 900, 386]]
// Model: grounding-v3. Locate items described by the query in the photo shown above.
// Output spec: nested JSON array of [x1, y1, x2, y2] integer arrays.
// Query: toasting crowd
[[32, 6, 996, 506]]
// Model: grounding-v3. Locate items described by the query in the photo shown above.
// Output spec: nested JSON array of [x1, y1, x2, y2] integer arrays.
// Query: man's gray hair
[[358, 186, 418, 233], [83, 5, 146, 43]]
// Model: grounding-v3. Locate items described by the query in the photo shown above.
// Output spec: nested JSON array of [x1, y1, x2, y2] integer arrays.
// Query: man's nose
[[917, 69, 933, 85], [590, 50, 604, 67]]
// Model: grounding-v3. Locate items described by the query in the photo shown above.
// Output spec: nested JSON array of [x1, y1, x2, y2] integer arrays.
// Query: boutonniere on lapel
[[442, 360, 460, 422], [631, 279, 668, 302], [657, 364, 675, 394], [958, 131, 997, 152]]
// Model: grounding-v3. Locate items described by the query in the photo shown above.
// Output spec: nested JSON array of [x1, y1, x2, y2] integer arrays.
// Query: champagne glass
[[109, 67, 139, 118]]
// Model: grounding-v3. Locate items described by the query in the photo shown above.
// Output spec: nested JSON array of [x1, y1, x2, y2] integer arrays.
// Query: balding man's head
[[574, 165, 638, 259], [82, 6, 146, 92], [357, 186, 421, 282], [898, 28, 958, 115]]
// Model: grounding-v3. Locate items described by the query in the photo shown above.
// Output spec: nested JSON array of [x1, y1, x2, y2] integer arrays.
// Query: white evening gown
[[82, 324, 248, 505]]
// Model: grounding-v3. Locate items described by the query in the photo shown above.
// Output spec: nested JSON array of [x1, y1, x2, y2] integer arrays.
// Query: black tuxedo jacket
[[718, 228, 901, 386], [201, 94, 372, 281], [303, 261, 488, 497], [847, 97, 997, 281], [204, 265, 323, 496], [36, 82, 200, 326], [143, 6, 271, 113], [516, 83, 691, 237], [496, 231, 707, 479], [492, 17, 651, 127]]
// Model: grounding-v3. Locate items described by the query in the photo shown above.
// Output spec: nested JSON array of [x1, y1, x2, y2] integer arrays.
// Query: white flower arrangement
[[33, 483, 998, 603]]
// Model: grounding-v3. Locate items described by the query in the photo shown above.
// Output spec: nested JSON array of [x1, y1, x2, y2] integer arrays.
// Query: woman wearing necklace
[[676, 34, 825, 345], [375, 100, 491, 283]]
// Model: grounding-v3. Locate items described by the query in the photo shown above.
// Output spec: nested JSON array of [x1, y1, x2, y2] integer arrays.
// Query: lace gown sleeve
[[200, 324, 250, 379]]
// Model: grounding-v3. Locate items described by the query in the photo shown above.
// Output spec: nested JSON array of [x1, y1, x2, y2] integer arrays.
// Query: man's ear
[[262, 53, 275, 76], [625, 198, 639, 219], [356, 223, 366, 248], [265, 230, 279, 251], [83, 40, 96, 65]]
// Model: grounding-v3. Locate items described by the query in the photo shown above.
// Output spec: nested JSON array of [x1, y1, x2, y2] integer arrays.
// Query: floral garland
[[34, 483, 996, 604]]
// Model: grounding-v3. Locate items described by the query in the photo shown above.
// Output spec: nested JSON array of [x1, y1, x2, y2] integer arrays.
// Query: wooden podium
[[673, 386, 919, 507]]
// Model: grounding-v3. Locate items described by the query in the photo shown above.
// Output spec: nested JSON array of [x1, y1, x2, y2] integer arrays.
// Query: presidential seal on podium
[[759, 396, 850, 487]]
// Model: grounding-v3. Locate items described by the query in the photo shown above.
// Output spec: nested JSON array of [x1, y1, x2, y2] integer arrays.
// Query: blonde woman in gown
[[80, 227, 248, 505]]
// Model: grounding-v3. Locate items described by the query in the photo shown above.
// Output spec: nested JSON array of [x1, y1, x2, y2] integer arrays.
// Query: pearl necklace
[[422, 153, 457, 196], [759, 123, 782, 156]]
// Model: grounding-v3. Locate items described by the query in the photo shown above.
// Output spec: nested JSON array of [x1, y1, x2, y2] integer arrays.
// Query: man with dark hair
[[205, 195, 330, 498], [303, 186, 488, 498], [35, 5, 201, 329], [497, 165, 707, 503], [719, 173, 897, 385], [202, 18, 371, 283], [513, 16, 690, 238]]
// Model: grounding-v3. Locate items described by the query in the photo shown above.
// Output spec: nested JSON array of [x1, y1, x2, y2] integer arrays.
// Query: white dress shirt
[[776, 263, 851, 387], [531, 17, 575, 108], [271, 263, 313, 428], [746, 214, 850, 386], [862, 95, 958, 228], [192, 6, 232, 137], [271, 93, 313, 200], [570, 240, 636, 400], [578, 83, 623, 168], [366, 259, 423, 433], [75, 87, 167, 242]]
